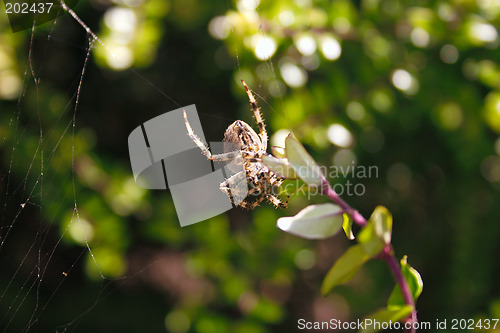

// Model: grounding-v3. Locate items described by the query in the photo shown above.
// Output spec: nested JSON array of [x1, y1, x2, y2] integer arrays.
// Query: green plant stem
[[321, 179, 417, 332]]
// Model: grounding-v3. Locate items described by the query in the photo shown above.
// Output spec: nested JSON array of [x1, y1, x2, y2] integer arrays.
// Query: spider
[[183, 80, 289, 210]]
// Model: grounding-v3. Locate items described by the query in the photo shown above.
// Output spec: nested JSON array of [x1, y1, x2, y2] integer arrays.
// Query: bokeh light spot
[[327, 124, 354, 148], [370, 89, 393, 113], [436, 102, 463, 130], [295, 34, 317, 56], [347, 101, 366, 121], [410, 27, 430, 47], [279, 10, 295, 26], [333, 149, 357, 170], [481, 156, 500, 183], [440, 44, 459, 64], [0, 70, 22, 99], [68, 217, 94, 245], [208, 16, 231, 40], [301, 54, 320, 70], [165, 311, 190, 333], [237, 0, 260, 12], [320, 36, 342, 60], [469, 22, 498, 43], [271, 129, 291, 147], [294, 249, 316, 270], [333, 17, 351, 34], [253, 35, 277, 60], [104, 7, 137, 35], [280, 63, 307, 88], [392, 69, 419, 95], [392, 69, 412, 90], [106, 44, 134, 70]]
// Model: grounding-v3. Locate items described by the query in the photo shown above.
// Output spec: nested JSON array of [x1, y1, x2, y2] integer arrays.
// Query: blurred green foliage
[[1, 0, 500, 332]]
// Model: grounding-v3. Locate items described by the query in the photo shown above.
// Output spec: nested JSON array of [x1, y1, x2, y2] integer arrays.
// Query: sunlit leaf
[[262, 154, 298, 179], [321, 244, 370, 296], [342, 213, 355, 240], [285, 134, 325, 187], [357, 220, 385, 257], [371, 206, 393, 244], [360, 305, 414, 333], [277, 203, 343, 239], [357, 206, 392, 256], [388, 256, 423, 307]]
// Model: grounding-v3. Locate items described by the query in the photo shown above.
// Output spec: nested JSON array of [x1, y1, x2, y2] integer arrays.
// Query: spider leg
[[183, 110, 212, 159], [266, 194, 289, 209], [221, 170, 265, 209], [211, 151, 241, 161], [220, 170, 249, 205], [241, 81, 268, 151], [261, 169, 289, 209], [183, 110, 239, 161], [246, 184, 263, 197], [238, 196, 265, 210]]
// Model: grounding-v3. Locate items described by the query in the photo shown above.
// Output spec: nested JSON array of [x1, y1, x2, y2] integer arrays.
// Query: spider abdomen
[[223, 120, 262, 151]]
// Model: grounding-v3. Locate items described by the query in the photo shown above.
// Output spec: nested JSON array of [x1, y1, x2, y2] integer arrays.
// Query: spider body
[[223, 120, 262, 152], [183, 81, 288, 209]]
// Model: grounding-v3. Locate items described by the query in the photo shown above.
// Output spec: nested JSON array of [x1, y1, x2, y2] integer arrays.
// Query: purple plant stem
[[321, 178, 417, 332], [381, 248, 417, 333], [322, 182, 367, 227]]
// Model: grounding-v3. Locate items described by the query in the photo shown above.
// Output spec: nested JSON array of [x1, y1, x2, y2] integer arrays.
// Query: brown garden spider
[[183, 81, 288, 209]]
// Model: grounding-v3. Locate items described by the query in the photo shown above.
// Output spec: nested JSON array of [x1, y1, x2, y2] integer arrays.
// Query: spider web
[[0, 0, 286, 332], [0, 3, 175, 332], [0, 8, 108, 333]]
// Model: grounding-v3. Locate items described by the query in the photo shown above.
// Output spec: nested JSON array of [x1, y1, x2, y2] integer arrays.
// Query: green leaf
[[357, 221, 385, 257], [277, 203, 344, 239], [285, 134, 325, 187], [387, 256, 424, 307], [321, 244, 370, 296], [271, 146, 286, 159], [342, 213, 355, 240], [360, 305, 414, 333], [262, 154, 298, 179], [357, 206, 393, 256], [370, 206, 393, 244]]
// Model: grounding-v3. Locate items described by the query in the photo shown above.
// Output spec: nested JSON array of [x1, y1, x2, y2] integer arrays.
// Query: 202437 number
[[5, 2, 54, 14], [451, 318, 499, 330]]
